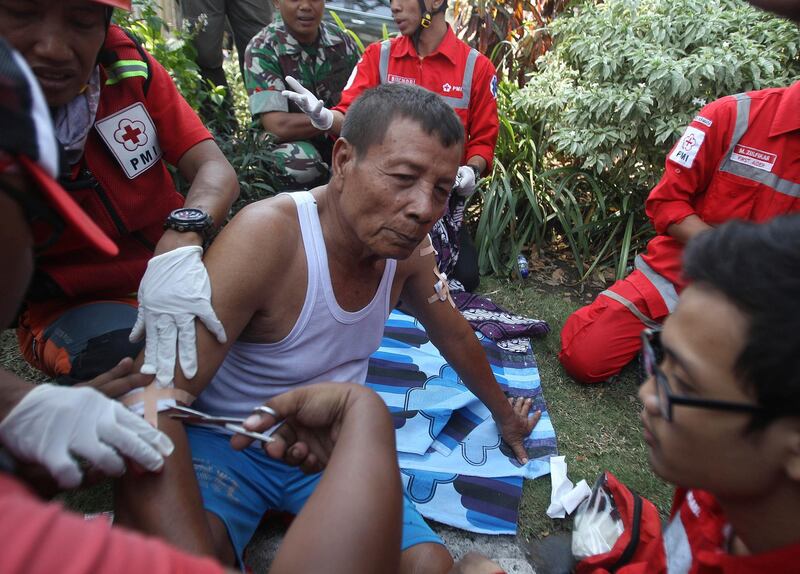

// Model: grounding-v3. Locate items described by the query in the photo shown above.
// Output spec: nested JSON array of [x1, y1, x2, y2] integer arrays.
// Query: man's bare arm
[[116, 200, 297, 555], [236, 384, 403, 574], [398, 248, 540, 463]]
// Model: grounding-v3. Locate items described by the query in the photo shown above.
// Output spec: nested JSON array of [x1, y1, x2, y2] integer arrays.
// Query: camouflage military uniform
[[244, 17, 359, 190]]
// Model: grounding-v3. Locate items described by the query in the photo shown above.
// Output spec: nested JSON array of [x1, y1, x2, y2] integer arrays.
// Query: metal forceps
[[167, 404, 281, 443]]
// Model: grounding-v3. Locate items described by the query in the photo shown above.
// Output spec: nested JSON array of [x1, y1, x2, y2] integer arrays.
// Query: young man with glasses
[[634, 214, 800, 571], [466, 215, 800, 574]]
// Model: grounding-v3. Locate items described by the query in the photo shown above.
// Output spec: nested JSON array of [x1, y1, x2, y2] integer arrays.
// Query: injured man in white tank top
[[115, 84, 542, 574]]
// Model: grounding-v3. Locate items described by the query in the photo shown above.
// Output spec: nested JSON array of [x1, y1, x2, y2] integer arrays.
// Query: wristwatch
[[164, 208, 215, 244]]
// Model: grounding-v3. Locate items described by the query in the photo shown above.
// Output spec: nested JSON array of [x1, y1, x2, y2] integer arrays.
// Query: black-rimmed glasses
[[639, 328, 767, 422]]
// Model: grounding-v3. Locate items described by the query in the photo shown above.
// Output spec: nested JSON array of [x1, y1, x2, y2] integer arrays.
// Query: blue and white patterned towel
[[366, 310, 558, 534]]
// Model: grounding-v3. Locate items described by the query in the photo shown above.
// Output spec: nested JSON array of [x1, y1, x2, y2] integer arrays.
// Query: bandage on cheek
[[121, 384, 196, 428]]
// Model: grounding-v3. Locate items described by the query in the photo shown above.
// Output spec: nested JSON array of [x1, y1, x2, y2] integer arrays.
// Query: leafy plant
[[113, 1, 227, 112], [451, 0, 573, 82], [474, 82, 649, 280], [515, 0, 800, 190]]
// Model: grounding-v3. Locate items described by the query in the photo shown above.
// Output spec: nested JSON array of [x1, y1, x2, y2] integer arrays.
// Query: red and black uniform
[[335, 26, 499, 169], [615, 489, 800, 573], [17, 25, 211, 381], [560, 82, 800, 383]]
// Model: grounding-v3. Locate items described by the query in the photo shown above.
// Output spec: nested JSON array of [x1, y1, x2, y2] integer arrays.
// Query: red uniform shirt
[[659, 488, 800, 573], [33, 26, 212, 299], [334, 26, 499, 170], [0, 472, 225, 574], [641, 82, 800, 288]]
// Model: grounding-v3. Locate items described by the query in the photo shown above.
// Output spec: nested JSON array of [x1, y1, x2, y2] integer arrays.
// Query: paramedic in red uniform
[[0, 0, 239, 388], [281, 0, 499, 291], [559, 79, 800, 384]]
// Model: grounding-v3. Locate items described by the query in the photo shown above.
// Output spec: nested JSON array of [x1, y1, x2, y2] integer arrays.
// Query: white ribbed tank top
[[194, 191, 397, 419]]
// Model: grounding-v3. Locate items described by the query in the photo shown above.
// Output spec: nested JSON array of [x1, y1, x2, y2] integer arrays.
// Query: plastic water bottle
[[517, 254, 529, 279]]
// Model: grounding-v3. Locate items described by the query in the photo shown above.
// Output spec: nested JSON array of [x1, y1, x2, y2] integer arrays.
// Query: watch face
[[172, 208, 206, 222]]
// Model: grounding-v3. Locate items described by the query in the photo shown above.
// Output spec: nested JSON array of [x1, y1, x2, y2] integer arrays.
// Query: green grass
[[478, 275, 672, 541], [0, 277, 672, 539]]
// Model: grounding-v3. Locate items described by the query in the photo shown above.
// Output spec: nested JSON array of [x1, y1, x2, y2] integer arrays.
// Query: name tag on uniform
[[730, 145, 777, 172], [387, 74, 416, 85], [669, 126, 705, 169], [94, 102, 163, 179]]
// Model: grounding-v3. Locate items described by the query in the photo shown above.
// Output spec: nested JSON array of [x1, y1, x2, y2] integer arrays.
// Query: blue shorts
[[186, 425, 443, 563]]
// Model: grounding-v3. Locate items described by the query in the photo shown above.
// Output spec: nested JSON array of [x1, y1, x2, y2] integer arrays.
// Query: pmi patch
[[692, 115, 713, 128], [95, 102, 162, 179], [490, 75, 498, 99], [669, 126, 705, 169], [730, 145, 776, 172]]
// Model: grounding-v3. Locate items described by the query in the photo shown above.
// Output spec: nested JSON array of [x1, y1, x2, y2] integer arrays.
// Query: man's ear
[[331, 137, 354, 181], [430, 0, 446, 13]]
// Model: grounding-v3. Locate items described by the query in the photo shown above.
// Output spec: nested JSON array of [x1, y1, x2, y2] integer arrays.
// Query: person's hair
[[340, 83, 464, 158], [683, 215, 800, 425]]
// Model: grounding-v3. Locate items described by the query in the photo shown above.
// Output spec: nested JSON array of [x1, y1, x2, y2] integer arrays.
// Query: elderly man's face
[[332, 117, 462, 260], [0, 0, 107, 108]]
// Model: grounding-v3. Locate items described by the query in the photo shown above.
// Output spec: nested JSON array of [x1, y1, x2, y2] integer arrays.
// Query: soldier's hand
[[282, 76, 334, 131]]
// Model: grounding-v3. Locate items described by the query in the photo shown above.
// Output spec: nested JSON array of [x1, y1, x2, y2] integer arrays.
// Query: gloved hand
[[281, 75, 334, 131], [0, 384, 174, 489], [453, 165, 479, 197], [129, 245, 227, 386]]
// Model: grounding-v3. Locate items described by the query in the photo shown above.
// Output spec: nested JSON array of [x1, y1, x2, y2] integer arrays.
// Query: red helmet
[[93, 0, 131, 9]]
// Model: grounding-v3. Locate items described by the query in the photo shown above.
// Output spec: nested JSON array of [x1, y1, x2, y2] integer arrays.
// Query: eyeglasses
[[639, 328, 767, 422]]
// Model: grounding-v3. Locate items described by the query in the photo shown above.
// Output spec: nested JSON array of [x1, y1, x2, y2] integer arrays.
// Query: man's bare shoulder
[[220, 195, 299, 247], [205, 194, 301, 276]]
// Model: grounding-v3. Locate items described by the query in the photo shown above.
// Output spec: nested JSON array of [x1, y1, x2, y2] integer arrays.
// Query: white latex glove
[[281, 75, 334, 131], [129, 245, 227, 386], [453, 165, 478, 197], [0, 384, 174, 489]]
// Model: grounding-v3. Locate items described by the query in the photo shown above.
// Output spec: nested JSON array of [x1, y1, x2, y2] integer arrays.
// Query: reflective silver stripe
[[599, 289, 662, 330], [440, 48, 478, 110], [635, 255, 679, 313], [663, 512, 693, 574], [378, 43, 478, 110], [718, 93, 800, 197], [378, 40, 391, 84], [720, 160, 800, 197]]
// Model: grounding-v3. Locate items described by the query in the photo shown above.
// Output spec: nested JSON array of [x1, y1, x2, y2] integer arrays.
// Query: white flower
[[692, 97, 707, 107]]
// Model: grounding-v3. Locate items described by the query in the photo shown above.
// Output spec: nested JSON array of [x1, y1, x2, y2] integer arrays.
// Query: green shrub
[[475, 81, 650, 280], [515, 0, 800, 190]]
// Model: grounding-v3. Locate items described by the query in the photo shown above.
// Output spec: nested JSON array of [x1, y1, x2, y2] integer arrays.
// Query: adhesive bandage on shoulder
[[121, 384, 196, 428], [419, 234, 437, 258], [427, 266, 455, 308]]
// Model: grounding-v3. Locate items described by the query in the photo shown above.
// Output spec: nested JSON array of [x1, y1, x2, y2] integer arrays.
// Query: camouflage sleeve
[[342, 31, 361, 65], [244, 29, 290, 116]]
